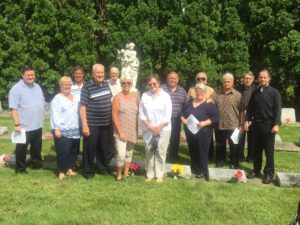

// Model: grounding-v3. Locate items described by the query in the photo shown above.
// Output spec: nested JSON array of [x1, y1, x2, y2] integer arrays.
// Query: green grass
[[279, 125, 300, 143], [0, 111, 300, 224]]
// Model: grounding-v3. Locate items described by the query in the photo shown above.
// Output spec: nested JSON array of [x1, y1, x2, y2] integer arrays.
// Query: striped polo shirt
[[161, 84, 188, 118], [80, 79, 112, 127]]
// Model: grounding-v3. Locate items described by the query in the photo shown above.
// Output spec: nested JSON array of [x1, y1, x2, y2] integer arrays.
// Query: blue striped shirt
[[80, 79, 112, 127], [161, 84, 188, 118]]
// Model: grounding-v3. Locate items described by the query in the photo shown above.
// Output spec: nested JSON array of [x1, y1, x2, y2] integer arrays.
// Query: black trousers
[[237, 127, 254, 161], [15, 128, 43, 172], [185, 127, 212, 176], [167, 115, 181, 163], [208, 131, 215, 162], [215, 129, 238, 166], [54, 136, 79, 172], [252, 121, 275, 177], [83, 126, 111, 176]]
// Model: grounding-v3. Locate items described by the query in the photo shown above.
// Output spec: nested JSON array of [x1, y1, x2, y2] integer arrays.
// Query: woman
[[139, 74, 172, 183], [112, 76, 139, 181], [181, 83, 219, 180], [50, 76, 80, 180]]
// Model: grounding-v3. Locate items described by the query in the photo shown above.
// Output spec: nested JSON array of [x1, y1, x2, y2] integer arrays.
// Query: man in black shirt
[[244, 70, 282, 184], [237, 71, 257, 162]]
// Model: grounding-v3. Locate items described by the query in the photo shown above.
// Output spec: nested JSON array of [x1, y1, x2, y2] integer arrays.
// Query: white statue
[[118, 43, 139, 90]]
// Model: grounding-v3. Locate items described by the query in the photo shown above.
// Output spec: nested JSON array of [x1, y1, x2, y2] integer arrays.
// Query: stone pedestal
[[208, 168, 247, 183], [276, 172, 300, 187]]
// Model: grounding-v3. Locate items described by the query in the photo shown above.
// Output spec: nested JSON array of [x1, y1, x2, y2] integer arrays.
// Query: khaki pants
[[115, 138, 134, 167], [145, 131, 171, 178]]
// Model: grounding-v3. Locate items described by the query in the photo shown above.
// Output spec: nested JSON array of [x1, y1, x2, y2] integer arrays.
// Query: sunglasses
[[122, 82, 132, 85], [148, 82, 157, 87], [196, 77, 206, 81]]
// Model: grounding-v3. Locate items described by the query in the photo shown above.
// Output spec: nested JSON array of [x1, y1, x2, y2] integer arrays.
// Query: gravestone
[[281, 108, 296, 124], [276, 172, 300, 187], [0, 101, 2, 111], [0, 127, 8, 136], [208, 168, 247, 183], [0, 154, 31, 167]]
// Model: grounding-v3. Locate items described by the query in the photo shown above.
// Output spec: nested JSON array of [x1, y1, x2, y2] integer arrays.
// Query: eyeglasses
[[197, 77, 206, 81], [148, 82, 157, 87], [122, 82, 132, 85]]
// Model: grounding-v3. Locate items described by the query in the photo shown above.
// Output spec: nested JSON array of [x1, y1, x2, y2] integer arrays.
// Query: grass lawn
[[0, 112, 300, 224]]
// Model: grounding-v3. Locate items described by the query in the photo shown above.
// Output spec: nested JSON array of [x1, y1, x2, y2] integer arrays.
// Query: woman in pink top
[[112, 76, 140, 181]]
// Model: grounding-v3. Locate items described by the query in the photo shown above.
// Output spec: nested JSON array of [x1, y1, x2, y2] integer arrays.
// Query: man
[[245, 70, 282, 184], [71, 66, 85, 102], [237, 71, 257, 162], [108, 67, 121, 97], [212, 73, 244, 169], [9, 66, 45, 173], [161, 72, 187, 163], [80, 64, 113, 179], [188, 71, 215, 162]]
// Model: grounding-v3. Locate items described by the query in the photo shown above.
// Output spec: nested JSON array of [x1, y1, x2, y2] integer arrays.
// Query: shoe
[[262, 175, 273, 184], [195, 174, 205, 179], [16, 170, 28, 174], [156, 177, 163, 183], [58, 173, 65, 180], [66, 170, 77, 176], [115, 177, 122, 182], [247, 171, 259, 179], [84, 174, 95, 180], [145, 177, 152, 183]]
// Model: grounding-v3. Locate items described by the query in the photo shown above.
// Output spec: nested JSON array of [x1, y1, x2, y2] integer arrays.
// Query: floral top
[[50, 93, 80, 139]]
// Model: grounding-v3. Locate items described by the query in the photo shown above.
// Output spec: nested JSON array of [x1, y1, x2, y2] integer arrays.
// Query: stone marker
[[0, 154, 31, 167], [281, 108, 296, 124], [208, 168, 247, 183], [275, 134, 282, 145], [276, 172, 300, 187], [0, 127, 8, 136], [0, 101, 2, 111]]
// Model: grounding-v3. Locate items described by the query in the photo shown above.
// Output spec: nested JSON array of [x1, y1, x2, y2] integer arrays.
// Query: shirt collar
[[20, 79, 36, 87]]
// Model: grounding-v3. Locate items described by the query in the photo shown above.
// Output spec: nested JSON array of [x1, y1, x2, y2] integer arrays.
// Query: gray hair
[[194, 83, 207, 92], [92, 63, 104, 72], [222, 72, 234, 81]]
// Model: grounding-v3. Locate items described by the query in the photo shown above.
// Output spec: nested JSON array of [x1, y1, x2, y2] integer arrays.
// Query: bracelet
[[14, 124, 20, 127]]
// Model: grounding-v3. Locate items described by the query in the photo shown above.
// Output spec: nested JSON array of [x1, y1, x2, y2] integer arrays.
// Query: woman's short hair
[[194, 83, 207, 92], [222, 72, 234, 81], [59, 76, 72, 85], [121, 75, 133, 83], [147, 74, 160, 84]]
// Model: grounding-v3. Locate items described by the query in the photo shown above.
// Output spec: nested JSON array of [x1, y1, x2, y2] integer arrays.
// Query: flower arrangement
[[233, 170, 243, 182], [129, 163, 142, 176], [0, 154, 10, 166], [170, 164, 185, 179], [44, 133, 54, 140], [285, 118, 291, 124]]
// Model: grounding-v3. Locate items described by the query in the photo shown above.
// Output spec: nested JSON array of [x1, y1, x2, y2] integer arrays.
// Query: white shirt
[[139, 89, 172, 132], [50, 94, 80, 138], [108, 78, 122, 97], [71, 83, 83, 103]]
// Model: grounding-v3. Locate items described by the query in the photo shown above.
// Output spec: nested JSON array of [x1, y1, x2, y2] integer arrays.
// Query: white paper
[[231, 128, 240, 144], [11, 128, 26, 144], [186, 114, 200, 134]]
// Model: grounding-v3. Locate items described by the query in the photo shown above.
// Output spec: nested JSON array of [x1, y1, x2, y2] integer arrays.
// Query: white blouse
[[50, 93, 80, 139]]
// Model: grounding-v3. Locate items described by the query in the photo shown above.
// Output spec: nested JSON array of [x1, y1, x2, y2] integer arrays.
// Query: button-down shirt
[[71, 82, 84, 103], [161, 84, 188, 118], [9, 79, 45, 131], [246, 85, 282, 125], [212, 88, 244, 130], [139, 89, 172, 132], [108, 78, 122, 97]]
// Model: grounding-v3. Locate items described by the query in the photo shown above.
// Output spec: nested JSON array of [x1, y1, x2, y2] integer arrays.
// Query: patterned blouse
[[114, 93, 139, 144]]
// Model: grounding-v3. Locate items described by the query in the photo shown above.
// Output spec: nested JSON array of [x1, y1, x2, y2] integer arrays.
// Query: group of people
[[8, 64, 282, 184]]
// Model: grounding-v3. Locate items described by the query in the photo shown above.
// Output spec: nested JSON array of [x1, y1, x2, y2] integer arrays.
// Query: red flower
[[129, 163, 141, 171], [45, 133, 54, 140], [2, 155, 10, 165], [285, 118, 291, 124], [234, 170, 243, 181]]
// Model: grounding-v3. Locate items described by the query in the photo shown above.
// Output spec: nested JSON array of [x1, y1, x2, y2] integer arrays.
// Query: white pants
[[145, 131, 171, 178], [115, 138, 134, 167]]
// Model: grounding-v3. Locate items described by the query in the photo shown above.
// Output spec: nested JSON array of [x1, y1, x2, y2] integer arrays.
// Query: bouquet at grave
[[232, 170, 243, 183], [44, 133, 54, 140], [170, 164, 185, 179], [128, 163, 142, 176], [0, 154, 10, 166]]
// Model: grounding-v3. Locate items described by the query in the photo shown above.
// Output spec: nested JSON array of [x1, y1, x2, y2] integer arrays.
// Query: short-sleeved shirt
[[9, 79, 45, 131], [80, 79, 112, 127], [212, 88, 244, 130], [161, 84, 188, 118]]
